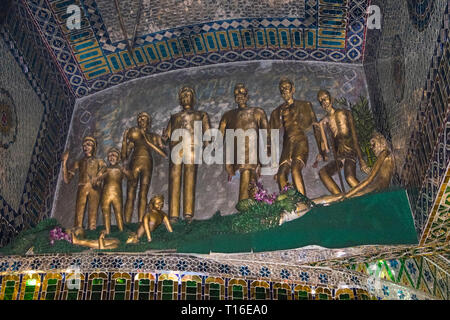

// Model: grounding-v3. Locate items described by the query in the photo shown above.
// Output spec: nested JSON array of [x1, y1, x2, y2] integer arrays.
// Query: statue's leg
[[277, 162, 290, 190], [87, 188, 100, 230], [74, 186, 88, 229], [138, 160, 152, 223], [319, 161, 342, 195], [239, 169, 252, 201], [344, 158, 359, 188], [112, 193, 124, 232], [169, 162, 182, 222], [101, 196, 112, 234], [291, 159, 306, 196], [183, 163, 197, 220], [124, 165, 139, 223]]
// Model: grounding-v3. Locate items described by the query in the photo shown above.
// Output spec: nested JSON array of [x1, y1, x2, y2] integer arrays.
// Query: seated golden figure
[[126, 195, 173, 243]]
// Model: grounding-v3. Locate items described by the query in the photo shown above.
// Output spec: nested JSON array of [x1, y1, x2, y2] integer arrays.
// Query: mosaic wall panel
[[208, 242, 449, 269], [0, 253, 436, 300], [21, 0, 369, 98], [52, 60, 369, 227], [348, 255, 449, 300], [0, 2, 75, 247], [96, 0, 307, 42], [364, 0, 449, 238], [0, 38, 45, 211]]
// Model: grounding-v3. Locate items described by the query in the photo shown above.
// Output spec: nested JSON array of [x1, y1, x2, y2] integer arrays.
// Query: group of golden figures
[[62, 78, 395, 249]]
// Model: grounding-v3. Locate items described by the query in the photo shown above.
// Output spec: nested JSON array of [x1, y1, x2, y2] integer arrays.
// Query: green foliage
[[231, 188, 314, 233], [0, 190, 314, 255], [335, 96, 377, 167], [236, 199, 257, 212]]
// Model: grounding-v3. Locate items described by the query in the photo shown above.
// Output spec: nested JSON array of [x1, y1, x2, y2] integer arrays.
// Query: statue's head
[[279, 78, 295, 102], [317, 89, 333, 112], [370, 131, 389, 156], [107, 147, 121, 166], [178, 86, 195, 110], [137, 111, 151, 129], [150, 194, 164, 210], [82, 136, 97, 157], [234, 83, 248, 108]]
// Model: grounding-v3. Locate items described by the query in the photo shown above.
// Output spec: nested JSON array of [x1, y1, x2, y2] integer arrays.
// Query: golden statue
[[281, 132, 395, 224], [62, 136, 106, 230], [126, 195, 173, 243], [315, 90, 370, 194], [69, 228, 120, 250], [269, 78, 326, 195], [121, 112, 167, 224], [162, 86, 211, 224], [93, 147, 132, 234], [219, 84, 270, 201], [310, 132, 394, 205]]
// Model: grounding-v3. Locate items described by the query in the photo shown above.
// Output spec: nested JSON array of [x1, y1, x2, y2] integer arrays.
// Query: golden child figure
[[62, 136, 106, 230], [269, 78, 326, 196], [219, 83, 270, 201], [126, 195, 173, 243], [121, 112, 167, 224], [93, 147, 132, 234], [163, 86, 211, 224]]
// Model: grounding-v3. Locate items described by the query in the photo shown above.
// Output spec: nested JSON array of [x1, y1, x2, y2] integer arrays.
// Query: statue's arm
[[309, 103, 327, 158], [202, 112, 212, 147], [121, 129, 130, 160], [143, 214, 152, 242], [269, 107, 281, 130], [62, 151, 77, 184], [344, 150, 389, 199], [163, 215, 173, 233], [162, 117, 172, 144], [258, 108, 271, 154]]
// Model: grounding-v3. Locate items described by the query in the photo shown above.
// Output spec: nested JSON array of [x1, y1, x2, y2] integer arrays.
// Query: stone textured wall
[[52, 60, 369, 228], [0, 38, 45, 211], [0, 1, 75, 247]]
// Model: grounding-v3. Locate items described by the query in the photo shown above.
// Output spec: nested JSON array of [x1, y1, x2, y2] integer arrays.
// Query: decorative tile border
[[348, 255, 449, 299], [0, 252, 437, 300], [22, 0, 370, 97]]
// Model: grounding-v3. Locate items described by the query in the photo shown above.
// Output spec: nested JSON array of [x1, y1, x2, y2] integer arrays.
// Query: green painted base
[[182, 189, 418, 253], [0, 189, 418, 255]]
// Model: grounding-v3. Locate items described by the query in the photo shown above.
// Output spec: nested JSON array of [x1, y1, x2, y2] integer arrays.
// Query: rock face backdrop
[[52, 60, 369, 227]]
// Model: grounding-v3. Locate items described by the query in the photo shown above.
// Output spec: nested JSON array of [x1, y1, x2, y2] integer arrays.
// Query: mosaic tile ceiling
[[24, 0, 369, 97]]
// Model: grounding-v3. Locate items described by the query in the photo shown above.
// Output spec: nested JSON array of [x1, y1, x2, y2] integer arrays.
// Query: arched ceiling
[[24, 0, 369, 98]]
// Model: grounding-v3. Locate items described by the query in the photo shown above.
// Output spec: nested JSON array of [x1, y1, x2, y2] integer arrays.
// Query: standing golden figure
[[93, 147, 132, 234], [269, 78, 326, 195], [126, 195, 173, 243], [62, 136, 106, 230], [315, 90, 370, 195], [121, 112, 167, 224], [219, 84, 270, 201], [163, 86, 211, 223]]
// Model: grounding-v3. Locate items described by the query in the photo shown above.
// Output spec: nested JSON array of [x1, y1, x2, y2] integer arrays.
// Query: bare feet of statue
[[170, 217, 178, 224], [184, 215, 193, 224]]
